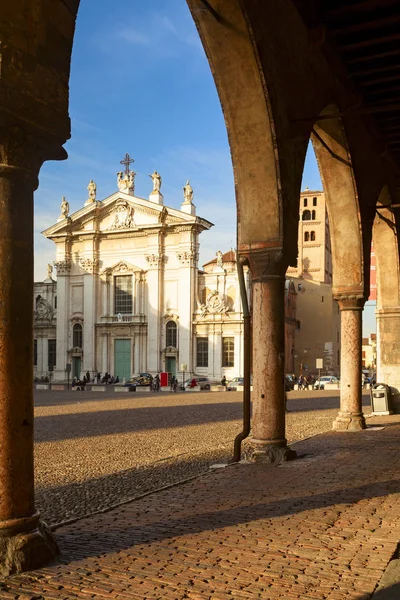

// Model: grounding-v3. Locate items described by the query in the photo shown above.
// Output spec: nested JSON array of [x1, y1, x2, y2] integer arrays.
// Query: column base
[[332, 412, 366, 431], [0, 514, 59, 577], [250, 439, 297, 464]]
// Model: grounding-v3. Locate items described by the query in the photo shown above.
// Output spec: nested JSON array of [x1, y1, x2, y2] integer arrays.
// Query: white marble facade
[[35, 164, 223, 382]]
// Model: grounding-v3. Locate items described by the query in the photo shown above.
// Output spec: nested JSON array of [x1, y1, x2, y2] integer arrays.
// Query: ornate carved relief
[[163, 313, 179, 322], [200, 290, 228, 316], [54, 260, 72, 275], [34, 296, 54, 322], [177, 250, 197, 264], [80, 257, 101, 273], [146, 254, 164, 268], [108, 199, 135, 230]]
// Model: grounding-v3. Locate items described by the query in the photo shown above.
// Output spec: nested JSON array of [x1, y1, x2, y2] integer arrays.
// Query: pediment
[[42, 192, 200, 239], [102, 260, 144, 276]]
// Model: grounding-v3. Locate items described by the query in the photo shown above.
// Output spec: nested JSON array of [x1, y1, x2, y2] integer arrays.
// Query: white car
[[314, 376, 340, 390]]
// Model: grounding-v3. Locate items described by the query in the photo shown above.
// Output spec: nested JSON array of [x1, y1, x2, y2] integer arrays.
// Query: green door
[[166, 357, 176, 377], [72, 357, 81, 379], [114, 339, 131, 381]]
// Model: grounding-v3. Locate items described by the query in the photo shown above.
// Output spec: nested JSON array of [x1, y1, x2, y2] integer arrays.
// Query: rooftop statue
[[60, 196, 69, 218], [149, 170, 162, 193], [87, 179, 97, 202], [183, 180, 194, 203]]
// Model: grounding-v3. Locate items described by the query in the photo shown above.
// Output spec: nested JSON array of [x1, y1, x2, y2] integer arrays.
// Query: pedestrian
[[221, 375, 227, 386], [86, 371, 90, 383], [97, 372, 101, 384], [170, 375, 175, 392], [154, 374, 160, 392]]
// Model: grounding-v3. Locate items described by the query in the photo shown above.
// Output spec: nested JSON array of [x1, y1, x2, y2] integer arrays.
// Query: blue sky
[[33, 0, 375, 334]]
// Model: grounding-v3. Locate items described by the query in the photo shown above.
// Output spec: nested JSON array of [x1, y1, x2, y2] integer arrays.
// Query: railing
[[99, 314, 146, 324]]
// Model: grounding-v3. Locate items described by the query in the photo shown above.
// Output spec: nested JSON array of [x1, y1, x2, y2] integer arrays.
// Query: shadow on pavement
[[49, 471, 400, 562], [369, 582, 400, 599]]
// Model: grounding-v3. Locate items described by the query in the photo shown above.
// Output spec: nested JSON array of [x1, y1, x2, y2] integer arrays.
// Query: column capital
[[0, 124, 67, 188], [239, 247, 287, 282], [334, 292, 365, 311]]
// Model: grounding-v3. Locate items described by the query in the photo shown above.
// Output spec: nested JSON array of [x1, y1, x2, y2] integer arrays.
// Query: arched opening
[[311, 105, 369, 431], [166, 321, 177, 348], [311, 210, 316, 220], [302, 210, 311, 221], [310, 231, 316, 242], [73, 323, 83, 349], [304, 231, 310, 242], [311, 105, 366, 294]]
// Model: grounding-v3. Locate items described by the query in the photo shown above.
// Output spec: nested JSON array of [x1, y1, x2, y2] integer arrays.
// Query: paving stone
[[3, 390, 400, 599]]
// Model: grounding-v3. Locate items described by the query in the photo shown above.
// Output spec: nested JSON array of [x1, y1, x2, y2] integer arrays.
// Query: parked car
[[314, 376, 340, 390], [226, 377, 244, 391], [126, 372, 153, 387], [285, 375, 295, 391], [181, 377, 212, 390]]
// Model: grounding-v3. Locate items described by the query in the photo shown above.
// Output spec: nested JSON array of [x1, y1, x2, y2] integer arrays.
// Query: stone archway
[[311, 106, 368, 430]]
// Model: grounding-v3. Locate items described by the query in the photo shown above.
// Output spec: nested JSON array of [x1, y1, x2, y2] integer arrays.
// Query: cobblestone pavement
[[4, 410, 400, 599], [34, 389, 372, 527]]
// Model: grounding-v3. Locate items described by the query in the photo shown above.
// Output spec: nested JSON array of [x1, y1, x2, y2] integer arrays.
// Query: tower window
[[313, 197, 317, 206], [302, 210, 311, 221], [310, 231, 316, 241], [303, 198, 308, 207], [311, 210, 316, 220], [304, 231, 310, 242]]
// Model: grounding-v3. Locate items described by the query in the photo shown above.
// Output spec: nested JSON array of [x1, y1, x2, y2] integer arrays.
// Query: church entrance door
[[72, 356, 81, 379], [166, 357, 176, 377], [115, 339, 131, 382]]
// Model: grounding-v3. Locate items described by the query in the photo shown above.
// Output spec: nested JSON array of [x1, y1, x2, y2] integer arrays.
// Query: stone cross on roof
[[120, 153, 135, 175]]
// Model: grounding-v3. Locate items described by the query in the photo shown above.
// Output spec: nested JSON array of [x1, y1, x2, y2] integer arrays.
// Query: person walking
[[221, 375, 227, 387]]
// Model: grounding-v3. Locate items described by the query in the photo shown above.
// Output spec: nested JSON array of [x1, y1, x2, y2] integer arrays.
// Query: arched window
[[73, 323, 83, 348], [310, 231, 316, 241], [311, 210, 316, 220], [304, 231, 310, 242], [303, 198, 308, 207], [302, 210, 311, 221], [166, 321, 177, 347]]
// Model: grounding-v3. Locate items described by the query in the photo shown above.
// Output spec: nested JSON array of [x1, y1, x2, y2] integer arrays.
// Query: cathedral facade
[[33, 161, 297, 384]]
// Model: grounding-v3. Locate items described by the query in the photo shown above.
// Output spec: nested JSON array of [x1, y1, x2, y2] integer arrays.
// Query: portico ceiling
[[292, 0, 400, 168]]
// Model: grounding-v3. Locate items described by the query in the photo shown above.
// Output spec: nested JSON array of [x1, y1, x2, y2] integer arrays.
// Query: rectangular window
[[313, 197, 317, 206], [222, 337, 234, 367], [34, 339, 37, 367], [114, 275, 133, 314], [197, 338, 209, 367], [48, 339, 56, 370]]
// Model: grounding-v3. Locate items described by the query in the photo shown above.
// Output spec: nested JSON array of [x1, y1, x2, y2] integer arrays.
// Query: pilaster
[[376, 307, 400, 411], [146, 253, 163, 373], [53, 260, 71, 381]]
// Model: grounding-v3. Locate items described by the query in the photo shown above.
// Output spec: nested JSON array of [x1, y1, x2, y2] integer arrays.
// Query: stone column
[[332, 294, 366, 431], [246, 249, 296, 463], [0, 131, 59, 575]]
